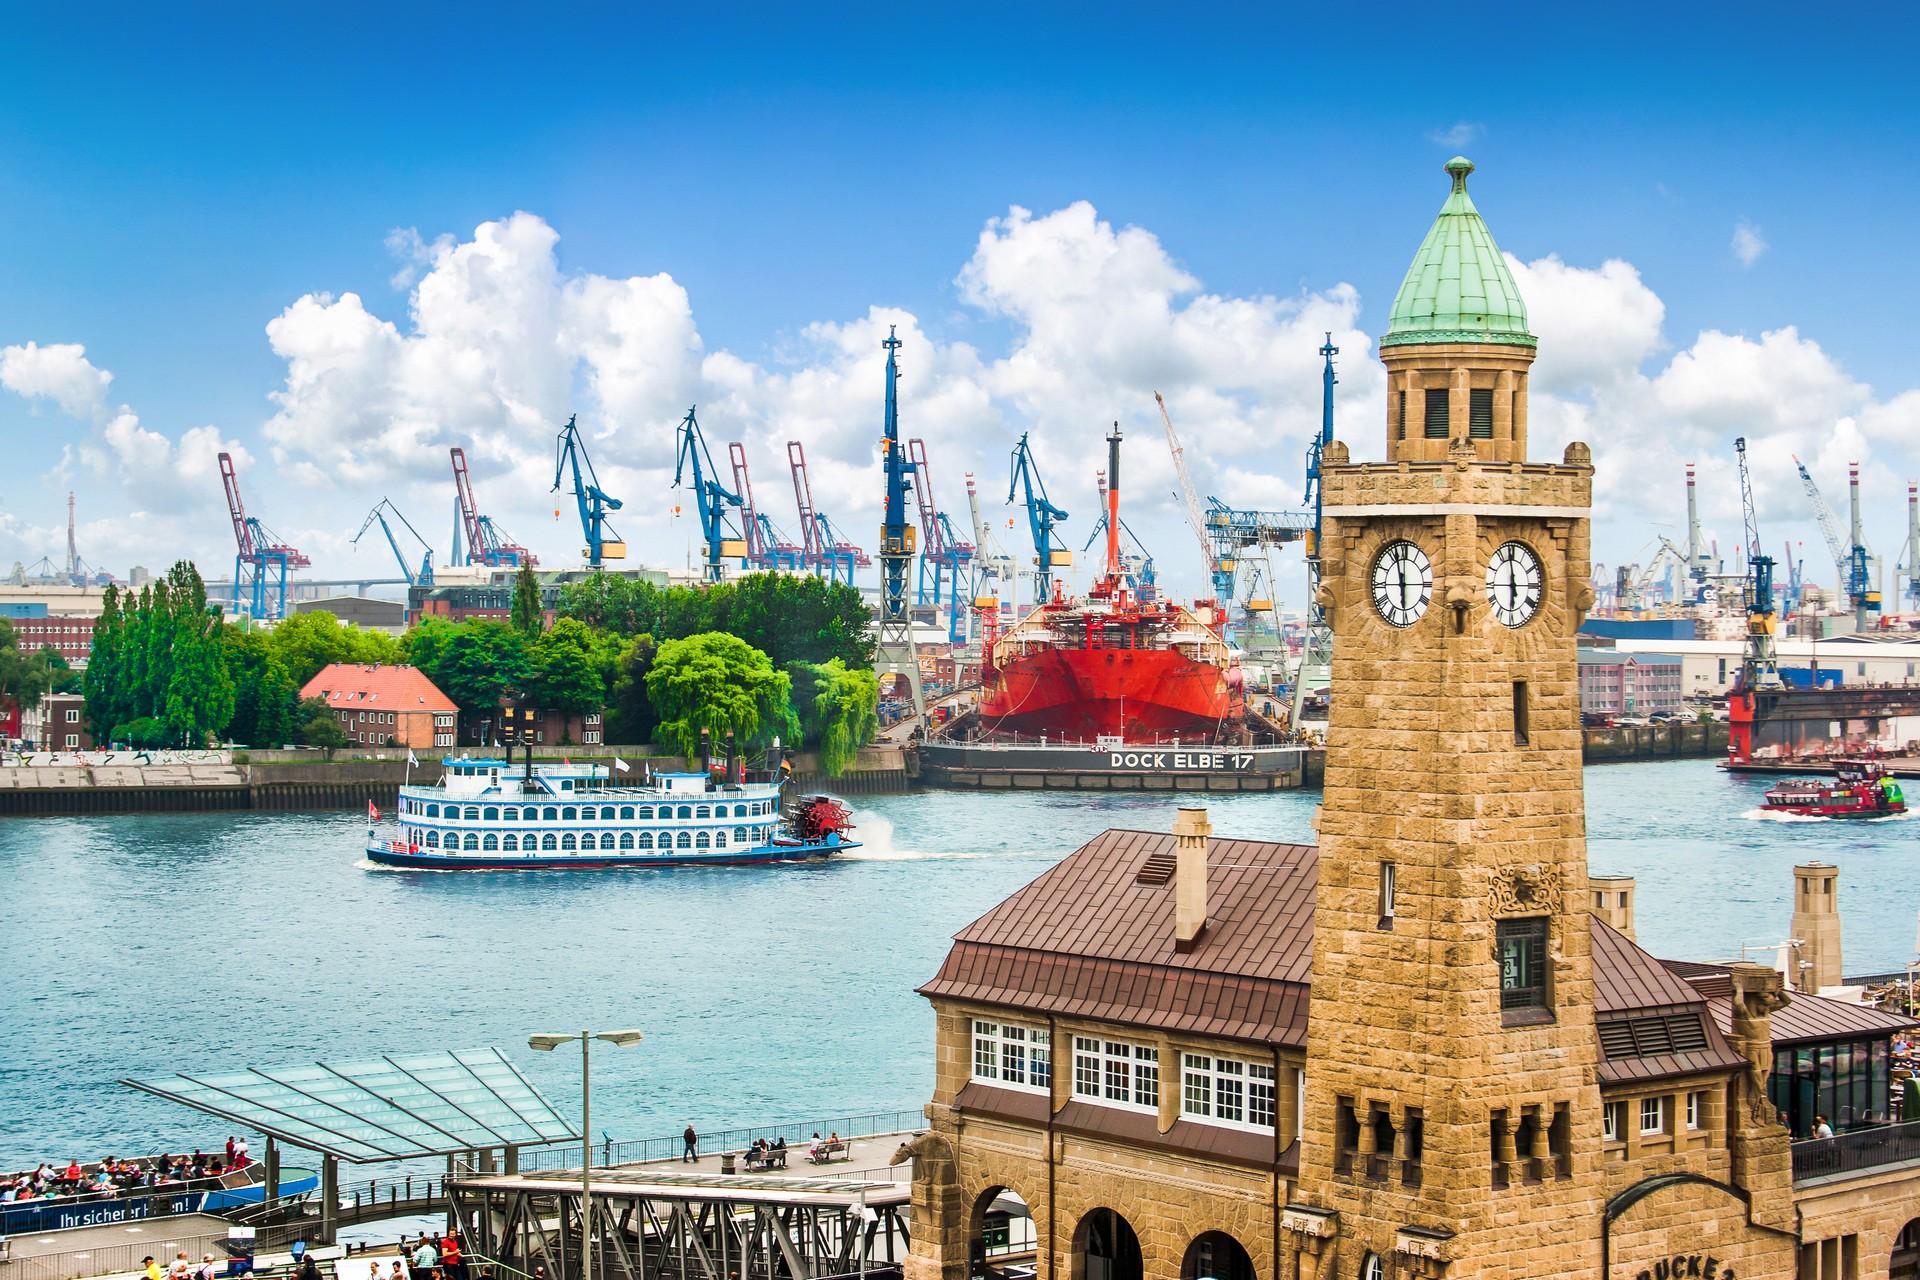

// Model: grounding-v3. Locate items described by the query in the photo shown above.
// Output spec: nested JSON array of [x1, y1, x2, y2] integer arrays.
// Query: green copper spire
[[1380, 157, 1536, 349]]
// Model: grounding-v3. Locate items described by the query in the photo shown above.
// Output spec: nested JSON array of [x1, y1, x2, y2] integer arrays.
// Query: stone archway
[[1892, 1219, 1920, 1280], [1182, 1230, 1256, 1280], [1072, 1207, 1143, 1280], [967, 1184, 1036, 1278]]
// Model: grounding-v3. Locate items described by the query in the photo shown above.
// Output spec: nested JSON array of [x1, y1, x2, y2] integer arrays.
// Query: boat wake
[[1740, 807, 1911, 824], [834, 812, 1048, 862]]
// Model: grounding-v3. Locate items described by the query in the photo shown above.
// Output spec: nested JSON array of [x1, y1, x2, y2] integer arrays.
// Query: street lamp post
[[529, 1029, 643, 1280]]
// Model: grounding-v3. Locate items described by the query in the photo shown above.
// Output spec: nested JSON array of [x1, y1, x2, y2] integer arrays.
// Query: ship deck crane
[[353, 498, 434, 587], [1793, 454, 1876, 628], [1008, 432, 1069, 602], [670, 407, 741, 582], [554, 415, 626, 569], [908, 437, 976, 644], [218, 451, 310, 620], [450, 447, 533, 568], [1736, 437, 1781, 690], [1154, 391, 1224, 603], [729, 443, 802, 571], [1083, 465, 1158, 602], [787, 441, 870, 585]]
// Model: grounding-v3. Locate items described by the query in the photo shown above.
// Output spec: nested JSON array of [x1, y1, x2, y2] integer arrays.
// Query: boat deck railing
[[510, 1107, 926, 1173], [1792, 1119, 1920, 1182]]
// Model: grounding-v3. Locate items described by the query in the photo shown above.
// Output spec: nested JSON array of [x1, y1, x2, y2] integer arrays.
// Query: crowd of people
[[1, 1139, 250, 1202]]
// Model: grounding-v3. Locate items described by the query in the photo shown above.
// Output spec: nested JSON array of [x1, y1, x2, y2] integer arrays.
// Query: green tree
[[527, 617, 617, 719], [293, 695, 348, 756], [0, 621, 80, 713], [788, 659, 879, 775], [409, 619, 533, 720], [222, 629, 301, 746], [161, 562, 234, 746], [511, 563, 544, 636], [556, 572, 662, 636], [82, 586, 126, 738], [708, 574, 873, 670], [267, 610, 401, 687], [645, 632, 798, 760], [606, 634, 659, 745]]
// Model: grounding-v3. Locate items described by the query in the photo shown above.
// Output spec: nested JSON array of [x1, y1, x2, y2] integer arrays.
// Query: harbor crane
[[1680, 464, 1715, 602], [1735, 437, 1782, 690], [1155, 391, 1225, 603], [553, 415, 626, 569], [874, 327, 923, 717], [786, 441, 868, 585], [966, 470, 1017, 612], [1899, 482, 1920, 609], [450, 447, 533, 568], [729, 443, 802, 571], [1083, 465, 1159, 602], [1793, 454, 1878, 630], [670, 407, 741, 583], [1292, 334, 1340, 730], [1008, 431, 1069, 602], [908, 437, 977, 644], [218, 451, 310, 620], [352, 498, 434, 588]]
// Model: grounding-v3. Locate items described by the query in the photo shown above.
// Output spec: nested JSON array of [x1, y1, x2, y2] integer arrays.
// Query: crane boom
[[353, 498, 434, 587], [1793, 454, 1850, 588], [554, 415, 626, 568], [1735, 436, 1781, 690], [1008, 432, 1069, 601], [1155, 391, 1218, 590], [449, 448, 532, 567], [670, 407, 738, 582]]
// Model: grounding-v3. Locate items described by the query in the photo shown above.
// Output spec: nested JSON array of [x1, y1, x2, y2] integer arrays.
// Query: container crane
[[1008, 432, 1069, 601], [1793, 454, 1878, 629], [1155, 391, 1224, 603], [1735, 437, 1781, 690], [669, 407, 742, 582], [352, 498, 434, 587], [874, 327, 923, 717], [553, 415, 626, 569], [218, 451, 310, 620], [728, 443, 801, 571], [450, 447, 533, 568], [786, 441, 869, 585], [908, 437, 977, 644]]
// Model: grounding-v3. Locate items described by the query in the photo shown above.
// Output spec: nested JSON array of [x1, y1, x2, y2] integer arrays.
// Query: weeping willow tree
[[645, 632, 799, 761], [789, 659, 879, 776]]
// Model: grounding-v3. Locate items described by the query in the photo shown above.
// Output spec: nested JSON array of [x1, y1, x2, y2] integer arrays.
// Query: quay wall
[[0, 745, 915, 816]]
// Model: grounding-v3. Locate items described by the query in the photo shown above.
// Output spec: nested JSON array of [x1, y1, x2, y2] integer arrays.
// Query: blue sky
[[4, 5, 1918, 604]]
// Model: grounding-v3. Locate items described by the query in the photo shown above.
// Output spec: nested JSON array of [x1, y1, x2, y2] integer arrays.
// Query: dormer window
[[971, 1020, 1051, 1094], [1072, 1037, 1158, 1112]]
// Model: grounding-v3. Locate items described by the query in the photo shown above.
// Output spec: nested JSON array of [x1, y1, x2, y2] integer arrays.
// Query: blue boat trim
[[366, 835, 858, 871]]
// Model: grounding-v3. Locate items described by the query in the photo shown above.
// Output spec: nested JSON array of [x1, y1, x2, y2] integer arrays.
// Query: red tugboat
[[1761, 758, 1907, 819], [977, 425, 1237, 743]]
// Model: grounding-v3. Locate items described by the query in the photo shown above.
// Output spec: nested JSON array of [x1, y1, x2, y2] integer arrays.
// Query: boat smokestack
[[1589, 874, 1636, 941], [1105, 422, 1123, 581], [1173, 806, 1211, 951], [1789, 862, 1842, 993]]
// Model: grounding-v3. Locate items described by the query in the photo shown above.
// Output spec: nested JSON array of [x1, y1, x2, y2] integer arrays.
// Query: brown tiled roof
[[1707, 991, 1916, 1047], [300, 663, 458, 713]]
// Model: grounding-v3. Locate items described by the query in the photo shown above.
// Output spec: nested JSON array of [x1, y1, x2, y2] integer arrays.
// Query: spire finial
[[1445, 155, 1475, 193]]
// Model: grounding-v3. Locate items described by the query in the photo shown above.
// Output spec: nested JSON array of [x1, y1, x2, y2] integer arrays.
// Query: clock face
[[1370, 540, 1432, 628], [1486, 540, 1544, 627]]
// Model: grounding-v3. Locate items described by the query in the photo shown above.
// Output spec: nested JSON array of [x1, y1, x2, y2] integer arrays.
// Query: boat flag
[[407, 748, 419, 767], [368, 800, 380, 822], [614, 757, 630, 773]]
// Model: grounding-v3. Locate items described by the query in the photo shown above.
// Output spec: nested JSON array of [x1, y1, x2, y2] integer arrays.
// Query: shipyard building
[[904, 160, 1920, 1280]]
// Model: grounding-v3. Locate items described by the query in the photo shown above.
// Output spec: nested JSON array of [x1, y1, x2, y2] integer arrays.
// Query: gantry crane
[[1794, 454, 1877, 629], [908, 437, 977, 644], [218, 451, 310, 620], [729, 443, 802, 571], [1735, 437, 1781, 690], [353, 498, 434, 587], [450, 447, 533, 568], [1008, 432, 1069, 602], [786, 441, 869, 585], [553, 416, 626, 568], [670, 407, 742, 583]]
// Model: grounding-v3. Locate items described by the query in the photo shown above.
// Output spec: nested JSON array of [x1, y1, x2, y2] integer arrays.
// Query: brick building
[[903, 158, 1920, 1280], [300, 663, 458, 750], [8, 614, 96, 665], [21, 692, 91, 750], [1579, 647, 1685, 718]]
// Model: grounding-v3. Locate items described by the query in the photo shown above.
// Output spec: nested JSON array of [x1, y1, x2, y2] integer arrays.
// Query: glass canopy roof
[[122, 1047, 578, 1162]]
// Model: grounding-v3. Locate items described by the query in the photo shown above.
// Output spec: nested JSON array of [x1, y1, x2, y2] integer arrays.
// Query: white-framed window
[[64, 708, 79, 723], [65, 733, 79, 748], [970, 1020, 1052, 1093], [1685, 1091, 1703, 1131], [1378, 861, 1396, 920], [1640, 1096, 1665, 1135], [1181, 1053, 1275, 1131], [1359, 1253, 1383, 1280], [1603, 1100, 1625, 1142], [1072, 1036, 1158, 1111]]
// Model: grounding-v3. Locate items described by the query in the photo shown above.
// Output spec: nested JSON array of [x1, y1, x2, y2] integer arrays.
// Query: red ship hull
[[978, 646, 1230, 742]]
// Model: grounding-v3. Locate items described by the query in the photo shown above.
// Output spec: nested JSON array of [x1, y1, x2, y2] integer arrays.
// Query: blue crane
[[1008, 432, 1069, 601], [352, 498, 434, 587], [908, 437, 976, 642], [1735, 437, 1781, 689], [671, 407, 744, 583], [552, 415, 626, 568], [877, 329, 919, 629]]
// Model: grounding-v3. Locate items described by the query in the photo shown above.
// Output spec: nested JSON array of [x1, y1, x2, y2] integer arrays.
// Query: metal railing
[[1792, 1119, 1920, 1181], [510, 1108, 925, 1173]]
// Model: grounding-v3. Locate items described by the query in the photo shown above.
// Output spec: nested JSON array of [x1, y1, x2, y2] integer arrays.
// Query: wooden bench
[[806, 1140, 849, 1165], [742, 1148, 788, 1172]]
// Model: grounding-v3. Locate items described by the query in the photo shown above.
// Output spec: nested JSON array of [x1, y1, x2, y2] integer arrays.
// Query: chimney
[[1589, 874, 1636, 941], [1789, 862, 1843, 993], [1173, 807, 1211, 952]]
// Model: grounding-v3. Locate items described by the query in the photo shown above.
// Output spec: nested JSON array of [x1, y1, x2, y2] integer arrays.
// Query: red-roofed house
[[300, 664, 458, 750]]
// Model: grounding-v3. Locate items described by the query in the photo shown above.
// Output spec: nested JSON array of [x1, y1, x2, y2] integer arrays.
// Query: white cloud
[[1427, 122, 1483, 149], [1732, 219, 1767, 267], [0, 341, 113, 420], [1507, 254, 1664, 394]]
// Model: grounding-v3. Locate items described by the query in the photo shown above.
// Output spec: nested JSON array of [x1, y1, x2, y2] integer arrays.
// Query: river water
[[0, 759, 1912, 1168]]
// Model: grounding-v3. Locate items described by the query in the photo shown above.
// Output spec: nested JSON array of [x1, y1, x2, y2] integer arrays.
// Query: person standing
[[681, 1123, 698, 1163], [439, 1234, 464, 1280], [412, 1233, 440, 1280]]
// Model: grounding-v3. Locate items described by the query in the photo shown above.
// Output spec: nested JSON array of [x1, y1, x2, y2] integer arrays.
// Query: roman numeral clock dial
[[1486, 540, 1544, 627], [1370, 540, 1432, 628]]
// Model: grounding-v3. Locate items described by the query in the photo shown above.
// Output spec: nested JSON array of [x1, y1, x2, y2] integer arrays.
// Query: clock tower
[[1292, 158, 1601, 1280]]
